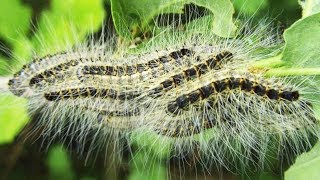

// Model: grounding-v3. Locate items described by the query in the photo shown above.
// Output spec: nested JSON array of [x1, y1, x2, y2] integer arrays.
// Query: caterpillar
[[3, 13, 320, 176]]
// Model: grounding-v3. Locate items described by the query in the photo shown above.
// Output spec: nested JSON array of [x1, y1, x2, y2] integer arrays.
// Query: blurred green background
[[0, 0, 320, 179]]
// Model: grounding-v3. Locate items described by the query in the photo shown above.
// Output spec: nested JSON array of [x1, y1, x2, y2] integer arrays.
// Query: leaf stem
[[264, 68, 320, 77], [251, 54, 320, 77], [251, 54, 285, 68]]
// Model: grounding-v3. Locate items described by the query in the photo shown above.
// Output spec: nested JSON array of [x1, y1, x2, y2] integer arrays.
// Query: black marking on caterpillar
[[11, 51, 78, 83], [100, 108, 140, 117], [147, 51, 233, 97], [166, 77, 299, 115], [44, 87, 140, 101], [8, 52, 84, 95], [7, 79, 25, 96], [29, 60, 79, 86], [79, 48, 194, 77], [13, 51, 68, 77]]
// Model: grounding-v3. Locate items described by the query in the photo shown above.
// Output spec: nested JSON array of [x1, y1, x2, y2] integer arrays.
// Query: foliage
[[285, 143, 320, 180]]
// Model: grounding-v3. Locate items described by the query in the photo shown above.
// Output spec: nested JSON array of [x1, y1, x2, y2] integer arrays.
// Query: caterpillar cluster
[[5, 17, 320, 174]]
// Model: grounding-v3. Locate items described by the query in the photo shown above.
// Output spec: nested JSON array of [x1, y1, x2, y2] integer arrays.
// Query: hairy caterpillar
[[2, 12, 320, 177]]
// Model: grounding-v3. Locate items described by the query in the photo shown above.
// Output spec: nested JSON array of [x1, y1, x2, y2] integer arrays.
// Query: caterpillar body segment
[[165, 76, 299, 116], [80, 48, 195, 77], [43, 87, 141, 101]]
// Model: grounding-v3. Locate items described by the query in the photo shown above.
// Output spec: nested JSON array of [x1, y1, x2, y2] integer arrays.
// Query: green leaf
[[0, 0, 31, 43], [258, 13, 320, 77], [111, 0, 185, 39], [0, 95, 29, 144], [299, 0, 320, 18], [111, 0, 236, 39], [32, 0, 105, 55], [233, 0, 269, 16], [190, 0, 236, 37], [285, 142, 320, 180], [282, 12, 320, 68]]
